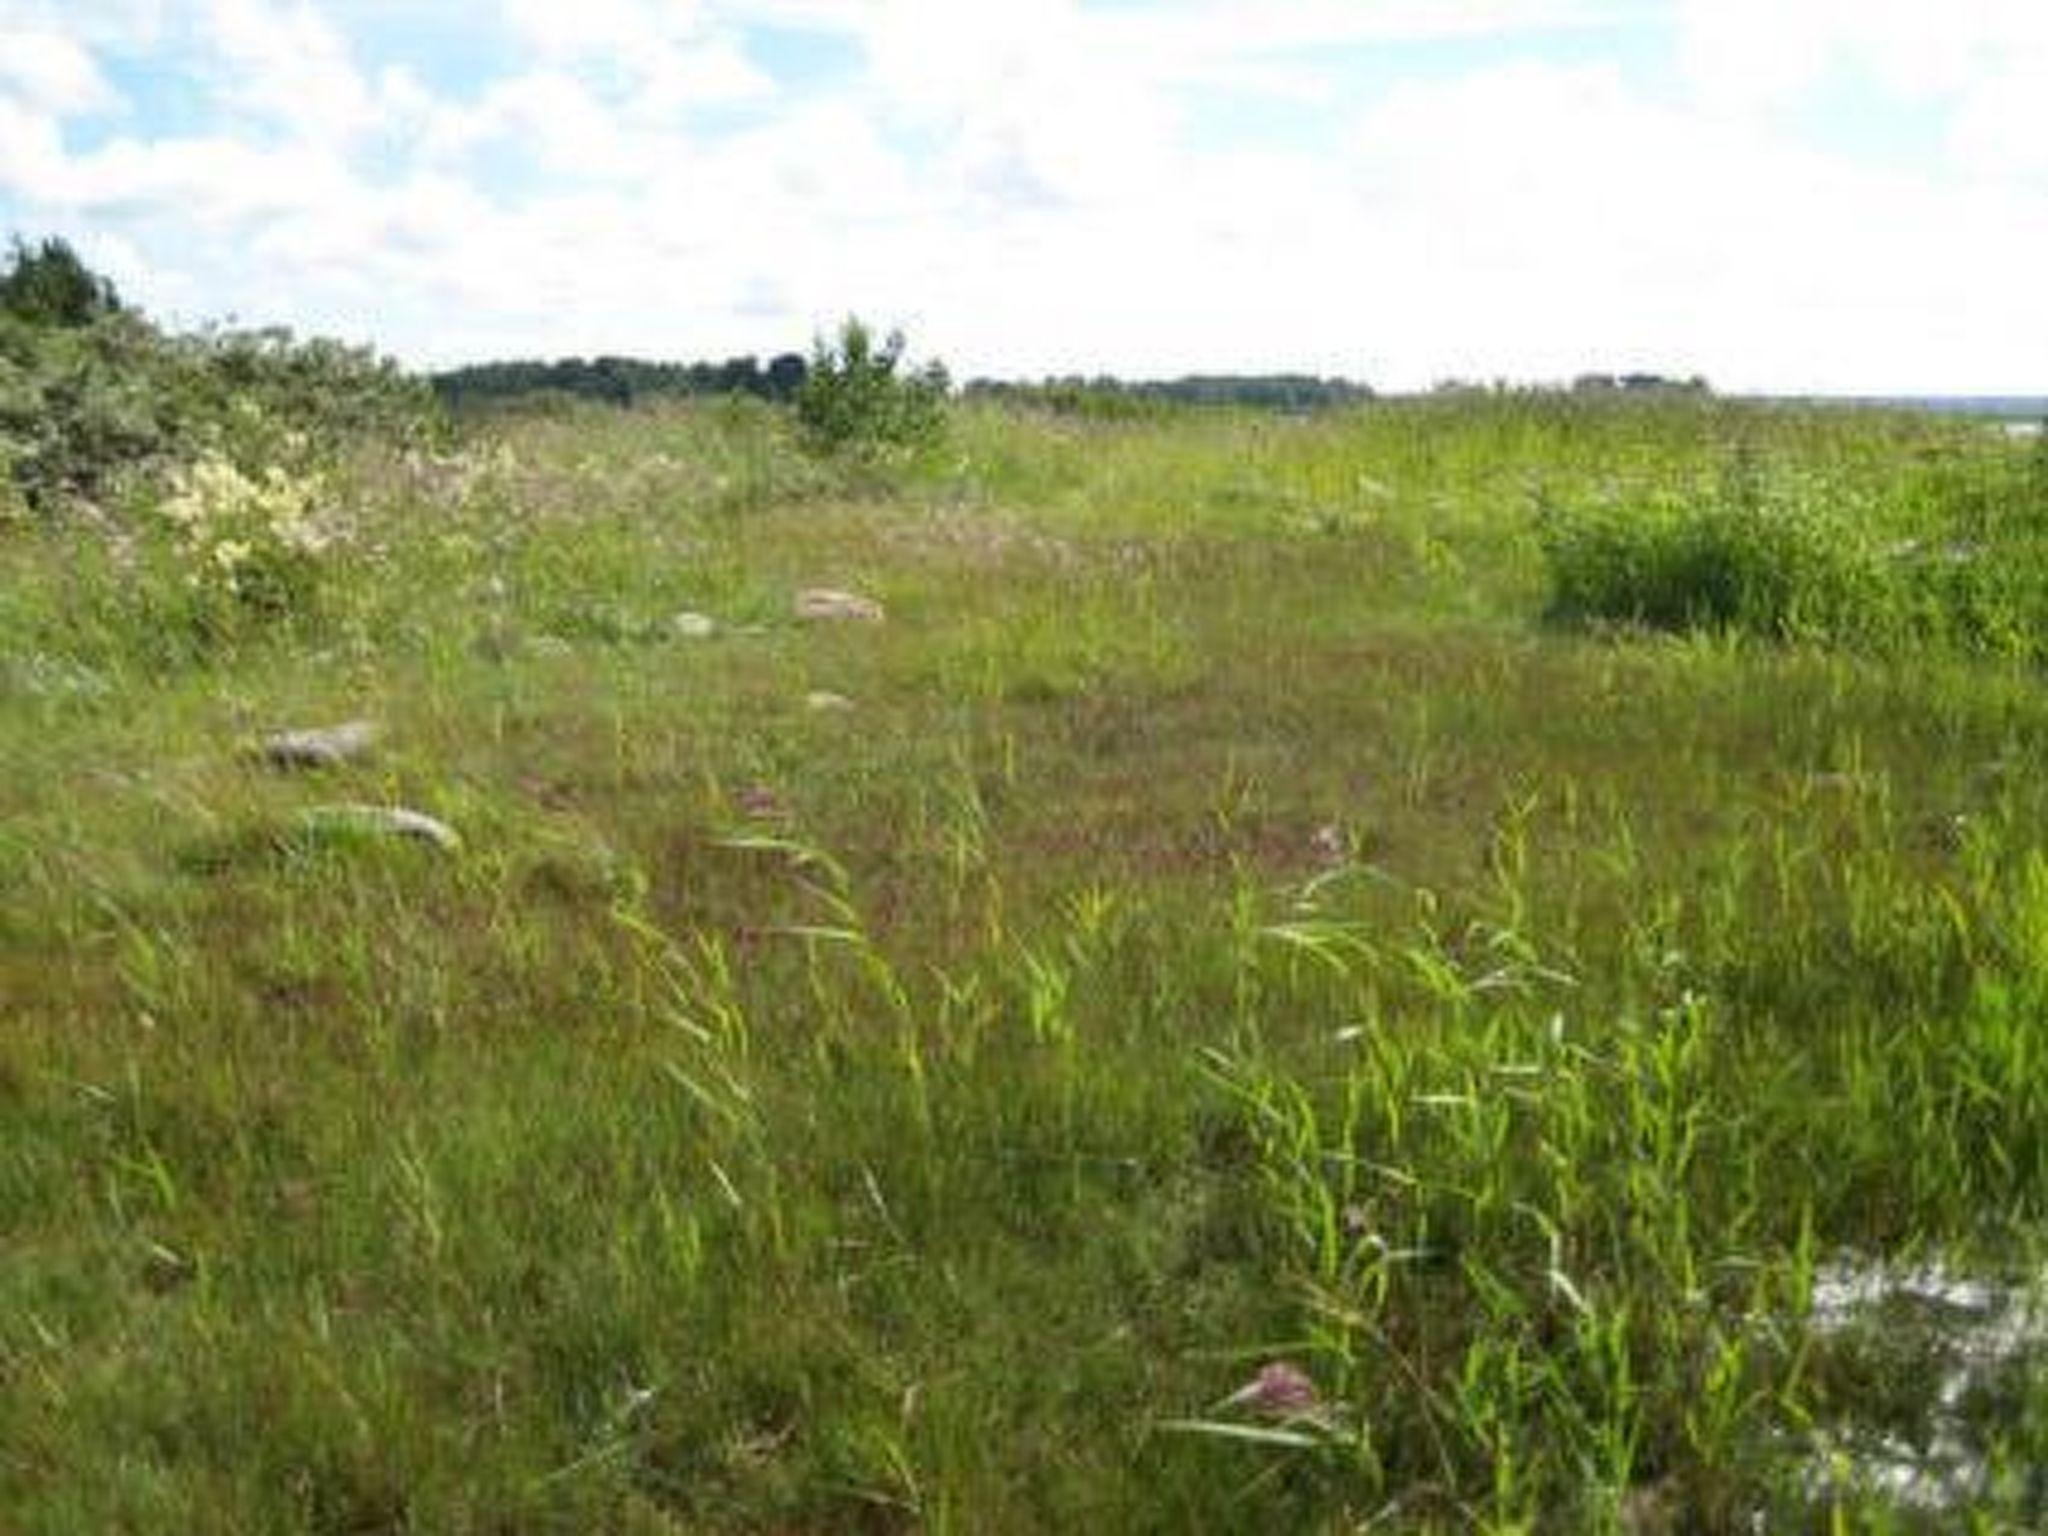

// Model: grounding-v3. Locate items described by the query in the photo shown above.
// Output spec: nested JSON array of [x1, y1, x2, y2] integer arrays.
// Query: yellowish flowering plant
[[156, 451, 340, 619]]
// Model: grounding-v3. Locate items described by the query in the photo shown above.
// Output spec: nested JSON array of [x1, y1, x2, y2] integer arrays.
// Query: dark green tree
[[0, 236, 124, 328], [766, 351, 808, 400]]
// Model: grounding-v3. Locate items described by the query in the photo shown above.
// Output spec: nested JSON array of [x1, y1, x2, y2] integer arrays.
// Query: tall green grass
[[5, 392, 2048, 1529], [1538, 432, 2048, 657]]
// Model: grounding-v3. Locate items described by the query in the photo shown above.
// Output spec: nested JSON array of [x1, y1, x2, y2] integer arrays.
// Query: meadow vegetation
[[6, 261, 2048, 1529]]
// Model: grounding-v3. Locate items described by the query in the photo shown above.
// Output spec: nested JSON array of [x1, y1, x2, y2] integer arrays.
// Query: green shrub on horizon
[[1536, 447, 2048, 659], [795, 316, 949, 461]]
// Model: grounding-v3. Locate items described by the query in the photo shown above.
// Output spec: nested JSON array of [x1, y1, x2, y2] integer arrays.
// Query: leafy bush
[[1537, 469, 1879, 641], [794, 316, 949, 458], [1536, 449, 2048, 659], [0, 237, 441, 519], [0, 310, 173, 511]]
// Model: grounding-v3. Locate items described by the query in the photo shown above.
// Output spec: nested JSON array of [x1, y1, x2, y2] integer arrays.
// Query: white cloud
[[1678, 0, 2048, 111], [0, 1, 167, 49], [0, 28, 119, 115], [0, 94, 70, 200], [1107, 0, 1630, 60], [501, 0, 702, 61], [413, 70, 648, 178], [500, 0, 775, 112], [1328, 59, 2048, 390], [46, 134, 358, 226], [2, 0, 2044, 390], [199, 0, 378, 144], [857, 0, 1178, 212], [1950, 66, 2048, 183]]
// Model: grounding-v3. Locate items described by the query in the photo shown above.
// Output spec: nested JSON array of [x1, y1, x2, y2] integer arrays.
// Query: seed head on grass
[[1223, 1360, 1323, 1419], [1158, 1360, 1347, 1450]]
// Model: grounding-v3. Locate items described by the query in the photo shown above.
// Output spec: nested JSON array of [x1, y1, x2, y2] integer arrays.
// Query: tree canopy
[[0, 237, 124, 329]]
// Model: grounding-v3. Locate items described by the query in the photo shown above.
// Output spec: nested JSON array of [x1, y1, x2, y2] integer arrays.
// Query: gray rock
[[299, 803, 461, 851], [794, 587, 884, 623], [670, 610, 718, 639], [260, 719, 379, 770], [805, 690, 854, 712]]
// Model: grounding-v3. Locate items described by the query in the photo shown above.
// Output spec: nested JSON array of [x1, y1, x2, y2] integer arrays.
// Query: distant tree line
[[964, 373, 1373, 417], [432, 352, 810, 410], [432, 356, 1377, 418], [432, 354, 1711, 418]]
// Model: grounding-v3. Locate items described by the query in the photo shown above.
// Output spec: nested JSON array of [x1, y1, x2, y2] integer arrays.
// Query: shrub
[[794, 317, 948, 459], [0, 310, 173, 511], [1536, 450, 2048, 660], [0, 235, 441, 519], [1537, 474, 1875, 641]]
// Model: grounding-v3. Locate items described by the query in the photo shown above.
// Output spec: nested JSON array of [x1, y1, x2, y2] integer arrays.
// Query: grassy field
[[6, 392, 2048, 1530]]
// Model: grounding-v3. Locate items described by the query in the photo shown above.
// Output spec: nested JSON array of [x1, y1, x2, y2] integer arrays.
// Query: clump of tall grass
[[1536, 446, 2048, 659]]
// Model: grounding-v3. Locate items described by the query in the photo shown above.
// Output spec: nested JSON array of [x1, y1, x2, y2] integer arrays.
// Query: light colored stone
[[300, 803, 461, 851], [670, 611, 718, 639], [793, 587, 884, 623], [260, 719, 379, 770], [805, 690, 854, 712]]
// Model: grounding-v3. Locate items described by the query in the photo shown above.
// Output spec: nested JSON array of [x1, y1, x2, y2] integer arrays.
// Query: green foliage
[[0, 239, 440, 519], [435, 350, 810, 411], [1537, 445, 2048, 658], [0, 309, 170, 509], [0, 235, 123, 328], [795, 316, 949, 458], [175, 326, 442, 458], [1537, 465, 1883, 641]]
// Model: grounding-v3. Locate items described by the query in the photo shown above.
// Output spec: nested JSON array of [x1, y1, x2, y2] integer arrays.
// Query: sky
[[1, 0, 2043, 391]]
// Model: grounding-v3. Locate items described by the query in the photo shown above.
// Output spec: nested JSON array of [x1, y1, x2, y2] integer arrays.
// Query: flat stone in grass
[[794, 588, 884, 623], [670, 610, 718, 639], [805, 690, 854, 712], [259, 719, 379, 770], [298, 803, 461, 852]]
